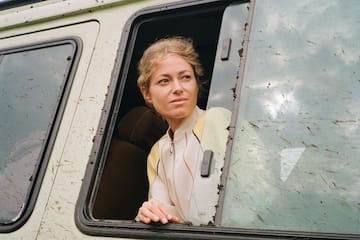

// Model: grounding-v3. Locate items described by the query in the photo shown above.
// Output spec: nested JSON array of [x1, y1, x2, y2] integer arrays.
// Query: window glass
[[206, 3, 248, 110], [0, 42, 76, 225], [190, 2, 247, 225], [222, 0, 360, 236]]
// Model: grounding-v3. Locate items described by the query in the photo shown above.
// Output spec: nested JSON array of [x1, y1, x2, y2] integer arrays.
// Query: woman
[[136, 36, 230, 225]]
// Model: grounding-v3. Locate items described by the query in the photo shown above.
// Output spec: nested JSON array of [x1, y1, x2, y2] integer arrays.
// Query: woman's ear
[[141, 86, 152, 104]]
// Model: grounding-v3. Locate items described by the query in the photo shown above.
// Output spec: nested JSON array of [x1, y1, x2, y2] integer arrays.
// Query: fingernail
[[153, 216, 159, 221], [167, 214, 172, 219], [161, 218, 168, 224]]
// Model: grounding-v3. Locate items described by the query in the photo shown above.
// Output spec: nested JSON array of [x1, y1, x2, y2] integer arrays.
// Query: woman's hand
[[137, 199, 181, 224]]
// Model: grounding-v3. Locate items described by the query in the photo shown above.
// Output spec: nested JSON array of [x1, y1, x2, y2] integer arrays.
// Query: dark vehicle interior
[[91, 1, 232, 220]]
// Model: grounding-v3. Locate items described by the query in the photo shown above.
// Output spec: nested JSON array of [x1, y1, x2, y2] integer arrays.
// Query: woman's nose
[[171, 79, 183, 93]]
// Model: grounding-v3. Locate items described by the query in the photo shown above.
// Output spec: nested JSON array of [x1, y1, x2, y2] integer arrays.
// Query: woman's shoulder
[[195, 107, 231, 132], [204, 107, 231, 119], [193, 107, 231, 151]]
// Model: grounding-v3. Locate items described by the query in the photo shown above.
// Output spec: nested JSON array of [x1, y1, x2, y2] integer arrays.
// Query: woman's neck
[[166, 106, 200, 139], [168, 119, 184, 133]]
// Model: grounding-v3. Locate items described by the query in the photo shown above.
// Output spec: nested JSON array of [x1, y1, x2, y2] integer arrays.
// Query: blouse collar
[[167, 106, 203, 141]]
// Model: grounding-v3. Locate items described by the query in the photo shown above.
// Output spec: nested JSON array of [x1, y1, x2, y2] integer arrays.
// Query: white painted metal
[[0, 0, 177, 239]]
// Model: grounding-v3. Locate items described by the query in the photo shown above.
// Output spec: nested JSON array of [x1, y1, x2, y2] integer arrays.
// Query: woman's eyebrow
[[154, 73, 171, 78], [178, 70, 192, 75], [153, 69, 192, 79]]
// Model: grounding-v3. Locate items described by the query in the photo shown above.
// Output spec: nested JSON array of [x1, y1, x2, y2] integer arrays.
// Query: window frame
[[0, 37, 82, 233], [76, 0, 360, 239], [75, 0, 247, 239]]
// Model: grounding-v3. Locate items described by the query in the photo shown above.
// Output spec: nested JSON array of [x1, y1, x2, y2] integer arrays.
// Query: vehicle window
[[221, 0, 360, 237], [90, 1, 235, 222], [0, 40, 79, 230], [77, 0, 248, 239]]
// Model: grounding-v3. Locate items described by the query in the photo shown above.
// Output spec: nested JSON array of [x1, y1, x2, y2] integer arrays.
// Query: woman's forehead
[[151, 55, 193, 76]]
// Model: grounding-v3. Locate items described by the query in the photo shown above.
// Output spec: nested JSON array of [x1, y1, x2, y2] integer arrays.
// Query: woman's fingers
[[137, 199, 176, 224], [137, 204, 157, 223], [169, 215, 181, 223], [137, 212, 151, 224], [138, 201, 161, 223], [157, 202, 177, 223], [138, 200, 163, 223]]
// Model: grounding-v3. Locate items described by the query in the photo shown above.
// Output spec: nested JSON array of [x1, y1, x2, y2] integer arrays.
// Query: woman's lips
[[170, 98, 187, 104]]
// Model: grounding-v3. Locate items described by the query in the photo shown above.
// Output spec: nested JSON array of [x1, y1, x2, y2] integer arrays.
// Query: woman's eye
[[158, 79, 169, 85], [181, 75, 191, 80]]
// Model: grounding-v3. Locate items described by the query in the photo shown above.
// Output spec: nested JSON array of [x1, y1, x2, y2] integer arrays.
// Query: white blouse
[[148, 106, 231, 225], [150, 106, 203, 222]]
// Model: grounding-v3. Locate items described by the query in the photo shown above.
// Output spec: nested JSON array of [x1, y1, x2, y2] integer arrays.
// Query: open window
[[76, 0, 249, 239], [0, 38, 81, 232]]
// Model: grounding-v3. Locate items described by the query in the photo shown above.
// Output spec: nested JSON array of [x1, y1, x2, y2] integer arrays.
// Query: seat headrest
[[117, 106, 168, 152]]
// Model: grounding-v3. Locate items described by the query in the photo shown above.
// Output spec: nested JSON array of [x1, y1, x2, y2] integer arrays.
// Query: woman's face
[[142, 54, 199, 130]]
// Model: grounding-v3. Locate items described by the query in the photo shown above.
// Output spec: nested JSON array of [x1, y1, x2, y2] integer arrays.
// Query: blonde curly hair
[[137, 36, 204, 94]]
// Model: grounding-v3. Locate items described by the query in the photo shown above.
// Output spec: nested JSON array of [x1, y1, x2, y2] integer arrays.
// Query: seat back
[[92, 106, 167, 220]]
